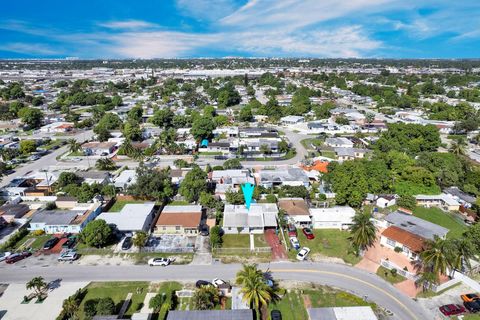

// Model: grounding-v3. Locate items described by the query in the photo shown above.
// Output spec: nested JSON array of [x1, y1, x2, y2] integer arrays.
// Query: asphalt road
[[0, 261, 431, 320]]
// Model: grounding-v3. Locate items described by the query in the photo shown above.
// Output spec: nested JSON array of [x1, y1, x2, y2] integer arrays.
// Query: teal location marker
[[241, 183, 255, 210]]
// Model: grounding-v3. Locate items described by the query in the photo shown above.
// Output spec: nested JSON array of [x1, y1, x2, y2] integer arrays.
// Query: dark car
[[43, 237, 59, 250], [62, 237, 76, 249], [199, 225, 209, 236], [302, 227, 315, 240], [271, 310, 282, 320], [439, 304, 465, 316], [195, 280, 213, 288], [121, 237, 132, 250], [5, 252, 31, 264], [464, 300, 480, 313], [287, 224, 297, 237]]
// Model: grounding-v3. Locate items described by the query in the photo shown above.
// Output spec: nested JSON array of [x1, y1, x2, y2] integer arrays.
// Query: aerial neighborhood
[[0, 58, 479, 320]]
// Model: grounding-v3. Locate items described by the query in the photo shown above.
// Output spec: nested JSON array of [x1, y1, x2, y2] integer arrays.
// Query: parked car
[[148, 258, 172, 267], [212, 278, 228, 288], [439, 304, 465, 316], [461, 293, 479, 302], [287, 224, 297, 237], [302, 228, 315, 240], [199, 225, 209, 236], [58, 250, 78, 261], [43, 237, 59, 250], [296, 247, 311, 261], [62, 237, 76, 249], [289, 237, 300, 250], [464, 300, 480, 313], [121, 236, 132, 250], [0, 252, 12, 263], [196, 280, 213, 288], [271, 310, 282, 320], [5, 252, 31, 264]]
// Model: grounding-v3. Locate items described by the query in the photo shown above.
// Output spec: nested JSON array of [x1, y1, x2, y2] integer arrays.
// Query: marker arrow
[[241, 183, 255, 210]]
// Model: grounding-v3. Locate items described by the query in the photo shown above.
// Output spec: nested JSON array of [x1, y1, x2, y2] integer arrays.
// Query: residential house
[[223, 203, 278, 234], [333, 147, 369, 161], [415, 194, 460, 211], [309, 206, 356, 229], [211, 169, 255, 200], [55, 196, 78, 209], [278, 198, 311, 227], [380, 226, 425, 261], [154, 205, 202, 235], [280, 115, 304, 125], [114, 170, 137, 190], [167, 310, 253, 320], [97, 203, 156, 232], [76, 171, 111, 185], [376, 195, 397, 208], [81, 142, 116, 156], [325, 137, 354, 148], [384, 211, 449, 240], [257, 167, 310, 188], [0, 203, 30, 223], [307, 306, 378, 320], [444, 187, 477, 208]]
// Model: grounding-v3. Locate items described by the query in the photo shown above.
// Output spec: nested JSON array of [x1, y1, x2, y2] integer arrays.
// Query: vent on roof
[[400, 223, 408, 227], [407, 222, 416, 225]]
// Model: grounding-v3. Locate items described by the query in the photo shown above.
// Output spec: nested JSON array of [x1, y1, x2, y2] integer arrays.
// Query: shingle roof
[[382, 226, 426, 252]]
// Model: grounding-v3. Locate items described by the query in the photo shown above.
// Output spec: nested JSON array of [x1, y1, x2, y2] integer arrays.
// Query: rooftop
[[382, 226, 425, 253], [97, 203, 155, 231], [385, 211, 449, 240], [166, 309, 253, 320], [278, 198, 309, 216], [30, 210, 82, 225]]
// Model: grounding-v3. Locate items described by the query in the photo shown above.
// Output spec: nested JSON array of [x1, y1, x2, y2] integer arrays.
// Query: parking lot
[[417, 283, 475, 319]]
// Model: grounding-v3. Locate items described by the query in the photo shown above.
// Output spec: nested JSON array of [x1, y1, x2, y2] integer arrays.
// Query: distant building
[[81, 142, 116, 156], [280, 115, 304, 125], [415, 194, 460, 211], [223, 203, 278, 234], [309, 206, 356, 229]]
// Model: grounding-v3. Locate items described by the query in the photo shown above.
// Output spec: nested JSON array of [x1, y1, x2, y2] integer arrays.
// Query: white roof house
[[114, 170, 137, 190], [223, 203, 278, 234], [325, 137, 354, 148], [309, 206, 356, 229], [415, 193, 460, 211], [97, 203, 155, 232], [280, 115, 304, 124], [211, 169, 254, 185]]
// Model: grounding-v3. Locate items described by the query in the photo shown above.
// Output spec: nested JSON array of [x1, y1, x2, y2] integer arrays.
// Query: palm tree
[[26, 276, 47, 297], [419, 236, 451, 276], [62, 295, 80, 318], [133, 231, 148, 249], [449, 138, 466, 156], [192, 285, 220, 310], [235, 264, 273, 318], [415, 271, 439, 293], [95, 158, 116, 171], [448, 238, 475, 275], [68, 139, 81, 154], [348, 212, 377, 256]]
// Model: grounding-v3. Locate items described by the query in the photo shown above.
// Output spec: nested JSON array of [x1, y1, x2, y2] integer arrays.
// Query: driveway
[[264, 229, 287, 261]]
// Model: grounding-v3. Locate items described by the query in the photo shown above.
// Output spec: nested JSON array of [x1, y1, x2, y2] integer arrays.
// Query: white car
[[289, 237, 300, 250], [212, 278, 228, 288], [0, 252, 12, 262], [296, 247, 311, 261], [148, 257, 172, 267], [58, 250, 78, 261]]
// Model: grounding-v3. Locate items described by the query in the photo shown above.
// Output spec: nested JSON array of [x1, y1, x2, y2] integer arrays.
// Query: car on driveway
[[439, 304, 465, 316], [287, 224, 297, 237], [148, 258, 173, 266], [289, 237, 300, 250], [62, 237, 76, 249], [121, 236, 132, 250], [5, 252, 31, 264], [464, 300, 480, 313], [0, 252, 12, 262], [296, 247, 311, 261], [461, 293, 479, 302], [43, 237, 59, 250], [302, 228, 315, 240], [196, 280, 213, 288], [58, 250, 78, 261], [271, 310, 282, 320], [212, 278, 228, 288]]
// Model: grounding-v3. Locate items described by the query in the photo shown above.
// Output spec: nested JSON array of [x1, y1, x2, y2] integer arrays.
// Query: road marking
[[270, 268, 419, 320]]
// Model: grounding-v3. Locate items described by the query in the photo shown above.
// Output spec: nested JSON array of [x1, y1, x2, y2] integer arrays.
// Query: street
[[0, 261, 431, 320]]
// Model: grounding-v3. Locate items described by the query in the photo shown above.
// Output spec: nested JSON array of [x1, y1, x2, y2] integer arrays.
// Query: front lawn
[[78, 282, 149, 319], [320, 150, 336, 159], [376, 266, 406, 284], [222, 234, 251, 248], [108, 200, 146, 212], [14, 233, 52, 250], [294, 229, 361, 265], [413, 207, 467, 239]]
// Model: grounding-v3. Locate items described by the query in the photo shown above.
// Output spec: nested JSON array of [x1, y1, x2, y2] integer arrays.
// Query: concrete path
[[190, 235, 212, 265]]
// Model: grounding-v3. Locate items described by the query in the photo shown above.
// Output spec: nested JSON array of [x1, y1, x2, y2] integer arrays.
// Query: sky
[[0, 0, 479, 59]]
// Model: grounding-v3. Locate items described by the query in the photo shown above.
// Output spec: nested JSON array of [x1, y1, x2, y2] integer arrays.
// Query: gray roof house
[[444, 187, 477, 207], [97, 203, 156, 232], [384, 211, 449, 240], [258, 167, 309, 188], [223, 203, 278, 234]]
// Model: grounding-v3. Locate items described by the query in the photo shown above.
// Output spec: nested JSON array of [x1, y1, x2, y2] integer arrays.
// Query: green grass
[[222, 234, 251, 248], [320, 150, 336, 159], [393, 181, 441, 196], [67, 151, 84, 157], [78, 282, 149, 319], [416, 281, 462, 298], [254, 234, 268, 247], [300, 138, 323, 150], [169, 200, 191, 205], [155, 282, 183, 319], [293, 229, 361, 265], [269, 290, 309, 320], [198, 151, 223, 155], [413, 207, 467, 239], [14, 234, 51, 251], [108, 200, 146, 212], [376, 266, 406, 284]]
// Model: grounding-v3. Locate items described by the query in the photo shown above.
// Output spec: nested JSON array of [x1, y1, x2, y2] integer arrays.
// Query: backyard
[[412, 207, 467, 239], [108, 199, 147, 212]]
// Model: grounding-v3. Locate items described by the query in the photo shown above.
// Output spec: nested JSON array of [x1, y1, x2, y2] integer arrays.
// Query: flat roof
[[385, 211, 449, 240], [97, 203, 155, 231], [30, 210, 82, 225]]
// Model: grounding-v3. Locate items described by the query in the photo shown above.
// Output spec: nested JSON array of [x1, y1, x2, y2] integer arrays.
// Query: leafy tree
[[179, 166, 208, 203], [95, 297, 116, 315], [83, 299, 98, 318], [449, 138, 467, 156], [149, 293, 167, 313], [335, 115, 350, 125], [419, 236, 451, 277], [128, 165, 173, 201], [123, 121, 143, 141], [199, 192, 217, 209], [464, 223, 480, 255], [396, 194, 416, 210], [61, 294, 81, 319], [313, 101, 335, 119], [19, 140, 36, 154], [210, 225, 223, 248], [45, 201, 57, 210], [416, 271, 439, 293], [191, 116, 216, 140], [18, 107, 44, 129], [127, 105, 143, 123], [151, 108, 174, 128], [94, 125, 112, 142], [57, 172, 80, 188], [223, 158, 242, 169], [226, 189, 245, 205], [192, 285, 220, 310], [78, 219, 112, 248], [133, 231, 148, 248], [349, 212, 377, 256], [95, 158, 117, 171]]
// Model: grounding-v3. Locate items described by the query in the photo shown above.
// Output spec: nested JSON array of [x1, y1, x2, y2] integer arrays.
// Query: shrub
[[32, 229, 45, 236], [394, 246, 403, 253]]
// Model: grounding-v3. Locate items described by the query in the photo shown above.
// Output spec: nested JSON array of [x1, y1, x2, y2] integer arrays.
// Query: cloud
[[0, 42, 59, 56], [176, 0, 240, 21], [98, 20, 158, 30]]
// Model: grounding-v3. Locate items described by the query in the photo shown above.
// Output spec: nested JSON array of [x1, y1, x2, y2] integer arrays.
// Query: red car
[[302, 228, 315, 240], [287, 224, 297, 237], [439, 304, 465, 316], [5, 252, 31, 264]]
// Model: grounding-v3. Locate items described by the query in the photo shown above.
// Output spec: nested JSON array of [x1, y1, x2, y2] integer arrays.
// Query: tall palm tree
[[193, 285, 220, 310], [95, 158, 116, 171], [449, 138, 466, 156], [68, 139, 81, 153], [415, 271, 439, 293], [26, 276, 47, 296], [448, 238, 475, 275], [133, 231, 148, 249], [236, 264, 273, 318], [348, 212, 377, 256], [419, 236, 452, 276]]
